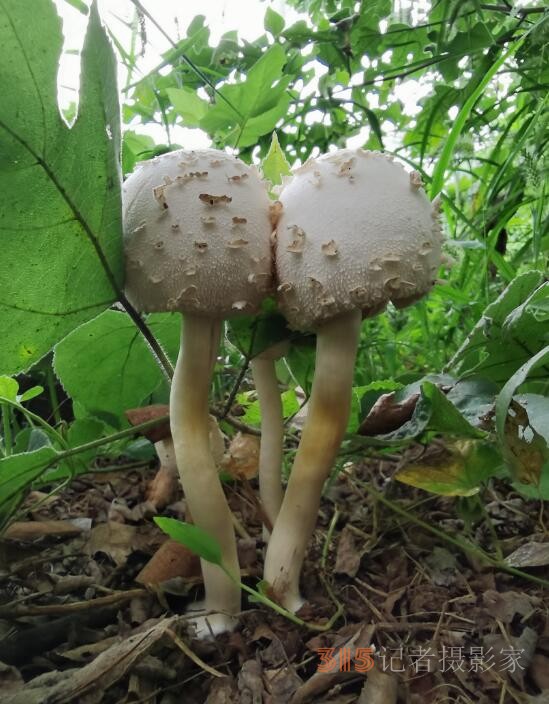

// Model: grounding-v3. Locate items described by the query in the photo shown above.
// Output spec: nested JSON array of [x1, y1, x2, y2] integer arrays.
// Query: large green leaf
[[422, 381, 487, 439], [448, 272, 547, 384], [0, 0, 123, 375], [200, 45, 291, 148], [53, 310, 180, 424]]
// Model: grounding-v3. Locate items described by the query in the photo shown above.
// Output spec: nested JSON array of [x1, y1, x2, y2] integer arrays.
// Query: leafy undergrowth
[[1, 450, 548, 704]]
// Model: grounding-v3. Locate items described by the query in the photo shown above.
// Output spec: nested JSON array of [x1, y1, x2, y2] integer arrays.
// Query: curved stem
[[251, 356, 285, 534], [170, 315, 240, 631], [263, 311, 362, 611]]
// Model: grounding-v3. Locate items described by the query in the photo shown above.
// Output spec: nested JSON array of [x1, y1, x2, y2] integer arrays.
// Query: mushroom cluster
[[123, 146, 444, 634]]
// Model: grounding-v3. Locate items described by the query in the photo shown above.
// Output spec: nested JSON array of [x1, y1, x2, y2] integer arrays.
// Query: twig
[[166, 628, 224, 677], [0, 588, 148, 618], [221, 356, 251, 419]]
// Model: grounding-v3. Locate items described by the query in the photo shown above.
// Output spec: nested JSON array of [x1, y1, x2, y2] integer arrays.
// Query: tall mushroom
[[264, 149, 443, 610], [123, 148, 273, 634]]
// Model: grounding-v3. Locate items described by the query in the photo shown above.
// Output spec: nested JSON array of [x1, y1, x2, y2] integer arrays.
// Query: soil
[[0, 448, 548, 704]]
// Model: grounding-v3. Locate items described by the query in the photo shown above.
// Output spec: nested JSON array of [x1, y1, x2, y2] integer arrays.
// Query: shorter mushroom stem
[[170, 314, 240, 634], [263, 311, 361, 611], [251, 355, 285, 535]]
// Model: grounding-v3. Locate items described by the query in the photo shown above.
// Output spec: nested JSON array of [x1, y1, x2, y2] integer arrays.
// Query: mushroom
[[123, 149, 273, 635], [264, 149, 443, 610], [250, 340, 290, 536], [125, 405, 225, 510]]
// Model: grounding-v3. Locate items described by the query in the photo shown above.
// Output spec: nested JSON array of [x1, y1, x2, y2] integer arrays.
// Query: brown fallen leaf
[[205, 676, 238, 703], [483, 626, 537, 689], [0, 661, 23, 692], [482, 589, 539, 623], [357, 667, 398, 704], [530, 653, 549, 691], [358, 391, 420, 436], [238, 659, 265, 701], [505, 541, 549, 568], [264, 664, 303, 704], [334, 525, 363, 577], [86, 521, 139, 566], [221, 432, 260, 479]]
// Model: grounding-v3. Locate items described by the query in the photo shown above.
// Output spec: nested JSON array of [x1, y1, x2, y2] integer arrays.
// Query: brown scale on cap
[[321, 240, 339, 257], [199, 193, 232, 206]]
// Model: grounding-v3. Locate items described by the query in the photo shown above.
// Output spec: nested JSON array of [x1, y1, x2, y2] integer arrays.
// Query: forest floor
[[0, 447, 548, 704]]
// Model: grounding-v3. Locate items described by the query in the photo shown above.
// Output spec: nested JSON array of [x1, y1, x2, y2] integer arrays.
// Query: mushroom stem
[[251, 356, 285, 534], [170, 314, 240, 633], [263, 310, 361, 611]]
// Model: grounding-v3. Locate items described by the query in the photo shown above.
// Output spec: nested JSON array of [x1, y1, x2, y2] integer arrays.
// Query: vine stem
[[2, 404, 12, 457]]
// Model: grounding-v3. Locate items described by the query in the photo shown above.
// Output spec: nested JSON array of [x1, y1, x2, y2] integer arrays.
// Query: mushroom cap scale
[[123, 149, 273, 317], [275, 149, 443, 331]]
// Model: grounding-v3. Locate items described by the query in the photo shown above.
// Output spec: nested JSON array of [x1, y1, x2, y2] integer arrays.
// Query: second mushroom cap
[[275, 148, 443, 331]]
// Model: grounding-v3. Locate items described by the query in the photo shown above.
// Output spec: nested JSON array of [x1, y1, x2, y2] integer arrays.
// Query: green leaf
[[0, 1, 123, 375], [264, 7, 285, 36], [513, 462, 549, 501], [261, 132, 291, 187], [286, 341, 316, 397], [0, 376, 18, 401], [62, 0, 88, 14], [396, 440, 503, 496], [18, 385, 44, 403], [430, 34, 525, 197], [240, 388, 299, 427], [0, 447, 57, 528], [227, 307, 291, 359], [40, 416, 106, 482], [422, 381, 486, 439], [166, 87, 208, 127], [154, 517, 223, 565], [200, 45, 291, 148], [122, 130, 156, 176], [53, 310, 180, 422], [496, 345, 549, 441], [516, 394, 549, 445], [449, 272, 546, 384]]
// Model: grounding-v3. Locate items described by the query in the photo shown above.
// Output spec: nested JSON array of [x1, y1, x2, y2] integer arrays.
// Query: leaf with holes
[[0, 0, 123, 375]]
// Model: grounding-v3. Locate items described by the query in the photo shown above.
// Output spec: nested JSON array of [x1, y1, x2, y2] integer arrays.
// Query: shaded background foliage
[[0, 0, 547, 527]]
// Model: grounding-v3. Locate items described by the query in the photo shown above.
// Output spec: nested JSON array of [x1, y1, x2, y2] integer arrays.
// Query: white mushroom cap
[[123, 149, 273, 317], [275, 148, 443, 331]]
